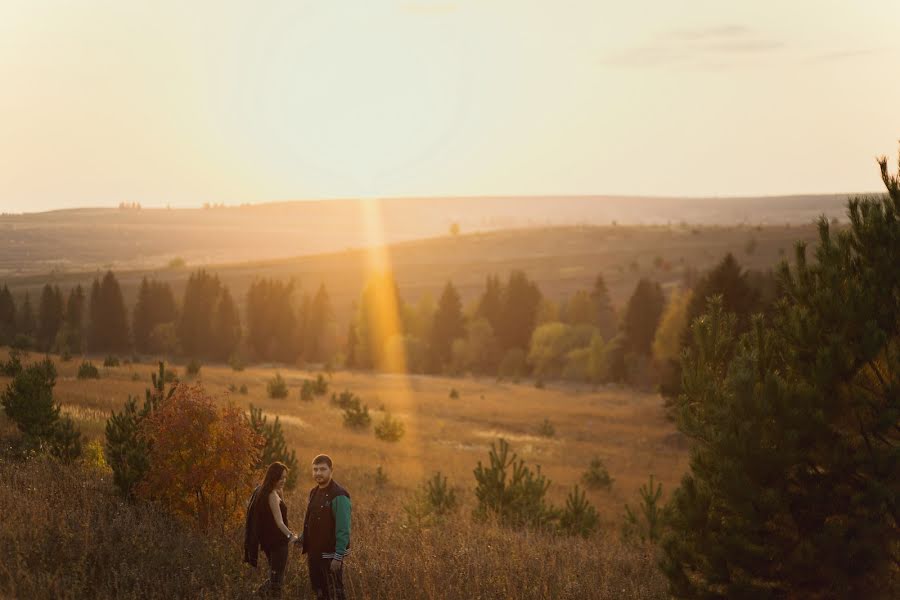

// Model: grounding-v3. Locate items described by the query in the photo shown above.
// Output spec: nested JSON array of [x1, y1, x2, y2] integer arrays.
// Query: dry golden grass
[[2, 349, 688, 524], [0, 453, 668, 599], [0, 349, 685, 598]]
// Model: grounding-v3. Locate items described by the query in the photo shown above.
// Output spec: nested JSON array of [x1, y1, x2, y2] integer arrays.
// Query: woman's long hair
[[257, 461, 288, 506]]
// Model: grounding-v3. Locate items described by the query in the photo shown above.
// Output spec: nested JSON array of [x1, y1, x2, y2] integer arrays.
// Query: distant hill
[[0, 194, 856, 277], [2, 221, 824, 326]]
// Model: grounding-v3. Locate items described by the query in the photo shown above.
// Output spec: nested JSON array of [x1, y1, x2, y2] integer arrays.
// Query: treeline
[[0, 271, 338, 368], [342, 260, 776, 388], [0, 253, 777, 386]]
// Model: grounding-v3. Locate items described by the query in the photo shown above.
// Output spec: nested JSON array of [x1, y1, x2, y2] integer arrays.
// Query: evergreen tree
[[87, 278, 102, 350], [429, 281, 466, 372], [246, 278, 297, 362], [622, 279, 664, 356], [132, 279, 177, 354], [249, 405, 298, 489], [345, 322, 359, 368], [590, 274, 618, 341], [88, 271, 130, 353], [178, 270, 221, 358], [211, 286, 241, 361], [60, 285, 86, 353], [18, 292, 36, 338], [497, 271, 542, 353], [683, 253, 759, 342], [105, 362, 175, 498], [36, 284, 64, 351], [476, 275, 504, 336], [0, 284, 16, 344], [132, 278, 154, 353], [305, 283, 334, 362], [661, 157, 900, 599]]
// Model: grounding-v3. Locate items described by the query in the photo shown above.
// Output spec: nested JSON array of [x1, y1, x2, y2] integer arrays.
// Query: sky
[[1, 0, 899, 213]]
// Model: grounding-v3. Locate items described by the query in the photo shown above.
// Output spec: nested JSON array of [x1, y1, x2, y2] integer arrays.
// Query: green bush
[[473, 438, 557, 528], [622, 474, 664, 544], [77, 361, 100, 380], [374, 412, 405, 442], [0, 349, 24, 377], [342, 398, 371, 430], [560, 485, 599, 538], [582, 457, 614, 490], [299, 379, 315, 402], [248, 405, 298, 490], [105, 362, 175, 497], [239, 384, 248, 395], [50, 417, 82, 463], [266, 372, 288, 399], [330, 389, 358, 409], [103, 355, 120, 367], [405, 471, 458, 528], [1, 358, 82, 462], [536, 418, 555, 438], [448, 388, 460, 399], [185, 359, 201, 377]]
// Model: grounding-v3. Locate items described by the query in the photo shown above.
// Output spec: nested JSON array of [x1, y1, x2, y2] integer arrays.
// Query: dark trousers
[[259, 543, 289, 597], [308, 557, 345, 600]]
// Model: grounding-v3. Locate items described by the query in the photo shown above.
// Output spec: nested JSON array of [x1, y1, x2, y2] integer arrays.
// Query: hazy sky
[[2, 0, 899, 212]]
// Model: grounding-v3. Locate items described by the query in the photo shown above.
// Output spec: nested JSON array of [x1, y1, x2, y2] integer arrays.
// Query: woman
[[245, 462, 298, 597]]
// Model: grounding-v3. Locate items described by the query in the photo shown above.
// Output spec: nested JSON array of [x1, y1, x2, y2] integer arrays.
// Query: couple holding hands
[[245, 455, 350, 599]]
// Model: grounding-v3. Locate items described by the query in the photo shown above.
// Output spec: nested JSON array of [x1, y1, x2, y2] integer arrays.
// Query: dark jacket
[[243, 485, 262, 567], [302, 480, 351, 561]]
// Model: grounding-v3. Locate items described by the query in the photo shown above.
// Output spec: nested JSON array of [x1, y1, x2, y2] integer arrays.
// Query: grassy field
[[0, 194, 850, 277], [2, 348, 687, 523], [0, 348, 684, 598]]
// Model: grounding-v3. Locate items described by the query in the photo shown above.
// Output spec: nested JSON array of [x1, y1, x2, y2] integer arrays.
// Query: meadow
[[0, 348, 684, 599]]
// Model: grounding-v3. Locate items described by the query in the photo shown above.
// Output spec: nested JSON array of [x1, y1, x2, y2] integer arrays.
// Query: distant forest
[[0, 251, 778, 388]]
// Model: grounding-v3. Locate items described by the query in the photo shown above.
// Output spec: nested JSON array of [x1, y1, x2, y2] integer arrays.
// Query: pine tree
[[305, 283, 334, 362], [429, 281, 465, 372], [87, 278, 102, 350], [590, 274, 618, 341], [178, 270, 221, 358], [246, 278, 297, 362], [476, 275, 504, 336], [61, 285, 86, 353], [18, 292, 36, 338], [622, 279, 664, 356], [661, 154, 900, 599], [89, 271, 129, 353], [211, 286, 241, 361], [683, 253, 759, 342], [248, 405, 298, 489], [36, 284, 64, 351], [0, 284, 16, 344], [497, 271, 542, 353], [105, 362, 175, 498], [133, 279, 177, 354], [132, 278, 154, 353]]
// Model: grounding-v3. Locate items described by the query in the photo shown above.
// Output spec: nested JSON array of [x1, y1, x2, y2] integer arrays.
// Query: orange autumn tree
[[138, 383, 263, 533]]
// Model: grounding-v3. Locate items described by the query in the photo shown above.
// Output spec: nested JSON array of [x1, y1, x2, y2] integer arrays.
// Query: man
[[302, 454, 351, 600]]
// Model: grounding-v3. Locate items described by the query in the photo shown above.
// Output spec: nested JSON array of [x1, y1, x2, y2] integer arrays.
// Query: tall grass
[[0, 456, 667, 599]]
